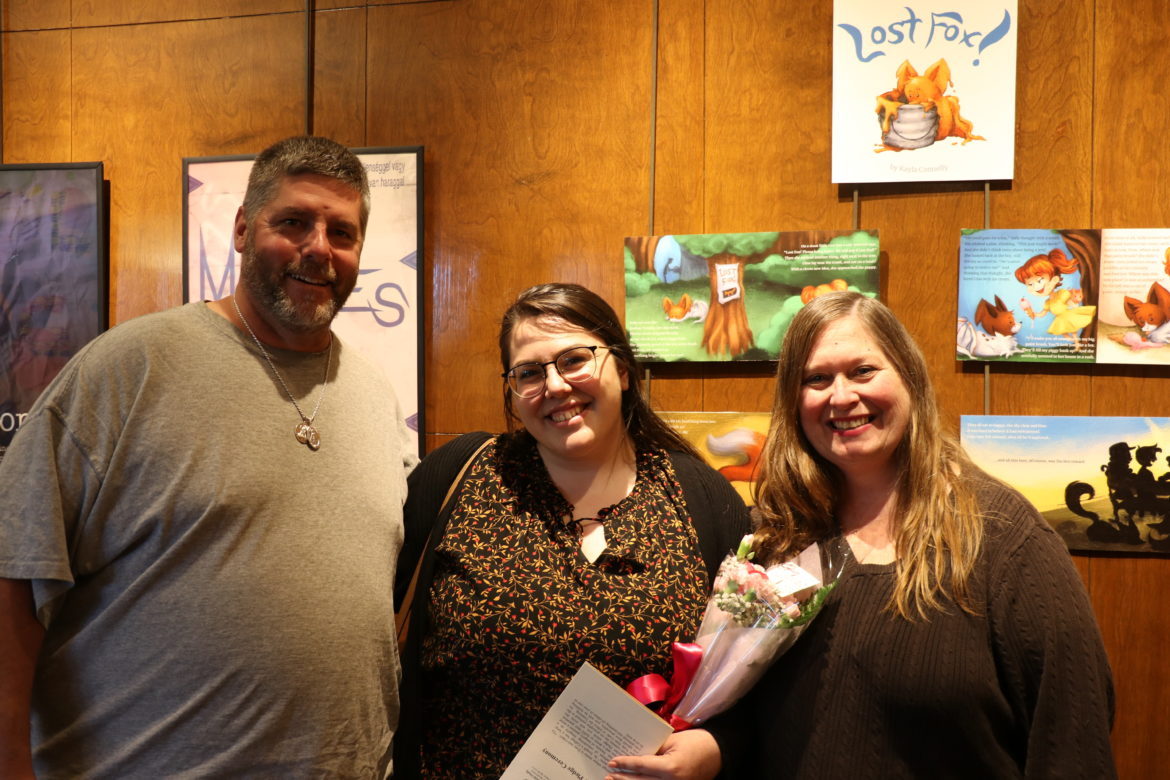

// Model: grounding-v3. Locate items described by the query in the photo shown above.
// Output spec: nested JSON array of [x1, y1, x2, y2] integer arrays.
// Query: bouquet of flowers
[[629, 534, 851, 729]]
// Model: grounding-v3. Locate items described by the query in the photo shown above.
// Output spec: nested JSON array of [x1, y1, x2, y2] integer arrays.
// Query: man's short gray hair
[[242, 136, 371, 235]]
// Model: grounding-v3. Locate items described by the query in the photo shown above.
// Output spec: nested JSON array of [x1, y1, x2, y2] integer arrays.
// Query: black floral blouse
[[419, 438, 709, 778]]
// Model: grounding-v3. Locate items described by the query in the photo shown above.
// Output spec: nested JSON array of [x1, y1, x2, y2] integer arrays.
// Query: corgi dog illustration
[[876, 59, 984, 148], [663, 293, 708, 323], [956, 296, 1021, 358]]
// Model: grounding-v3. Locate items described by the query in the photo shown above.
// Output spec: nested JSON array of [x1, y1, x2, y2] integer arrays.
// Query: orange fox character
[[1110, 282, 1170, 349], [957, 296, 1022, 358], [663, 294, 709, 323], [876, 59, 984, 145], [1123, 283, 1170, 337], [974, 295, 1020, 337], [799, 279, 848, 304], [664, 293, 692, 321], [706, 428, 765, 484]]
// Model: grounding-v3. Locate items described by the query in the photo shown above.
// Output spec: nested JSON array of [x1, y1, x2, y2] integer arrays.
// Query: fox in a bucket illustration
[[875, 59, 984, 150]]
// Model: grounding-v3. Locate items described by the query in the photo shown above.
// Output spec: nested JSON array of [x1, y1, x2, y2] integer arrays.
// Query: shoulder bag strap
[[395, 435, 494, 645]]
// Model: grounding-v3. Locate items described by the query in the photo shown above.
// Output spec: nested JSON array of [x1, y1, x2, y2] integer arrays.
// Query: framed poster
[[625, 230, 879, 363], [0, 162, 107, 461], [659, 411, 772, 506], [962, 415, 1170, 554], [832, 1, 1018, 183], [957, 229, 1099, 363], [1095, 228, 1170, 365], [957, 228, 1170, 366], [183, 147, 424, 454]]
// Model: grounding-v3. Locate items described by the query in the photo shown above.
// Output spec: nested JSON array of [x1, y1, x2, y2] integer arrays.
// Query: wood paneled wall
[[3, 1, 1166, 775]]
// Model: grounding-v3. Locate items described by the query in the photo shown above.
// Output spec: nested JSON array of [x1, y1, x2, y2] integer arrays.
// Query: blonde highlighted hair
[[752, 291, 982, 619]]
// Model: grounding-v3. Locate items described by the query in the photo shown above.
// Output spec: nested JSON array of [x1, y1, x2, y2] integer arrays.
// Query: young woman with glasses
[[394, 283, 750, 779]]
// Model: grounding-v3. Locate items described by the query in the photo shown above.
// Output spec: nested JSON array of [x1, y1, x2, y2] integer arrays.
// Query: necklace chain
[[231, 296, 332, 450]]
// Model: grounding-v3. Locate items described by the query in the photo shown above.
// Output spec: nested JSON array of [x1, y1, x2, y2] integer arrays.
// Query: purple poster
[[0, 163, 106, 460]]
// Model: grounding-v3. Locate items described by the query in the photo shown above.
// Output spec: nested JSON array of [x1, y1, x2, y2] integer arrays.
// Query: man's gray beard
[[239, 243, 351, 334]]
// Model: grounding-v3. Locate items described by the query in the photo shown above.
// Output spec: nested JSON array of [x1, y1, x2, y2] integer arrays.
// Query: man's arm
[[0, 578, 43, 779]]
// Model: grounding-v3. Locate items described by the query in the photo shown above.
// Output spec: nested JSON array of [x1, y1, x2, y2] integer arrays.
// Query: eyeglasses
[[502, 345, 612, 398]]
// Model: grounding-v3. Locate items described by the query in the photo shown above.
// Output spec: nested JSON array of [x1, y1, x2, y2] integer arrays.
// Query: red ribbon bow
[[626, 641, 704, 730]]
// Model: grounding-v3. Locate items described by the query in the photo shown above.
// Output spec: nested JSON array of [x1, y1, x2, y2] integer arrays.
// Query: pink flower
[[655, 536, 852, 729]]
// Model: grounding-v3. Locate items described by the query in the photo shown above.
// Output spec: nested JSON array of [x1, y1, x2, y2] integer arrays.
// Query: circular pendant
[[295, 422, 312, 444]]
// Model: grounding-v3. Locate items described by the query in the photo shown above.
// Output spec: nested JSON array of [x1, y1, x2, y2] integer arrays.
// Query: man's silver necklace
[[231, 295, 331, 451]]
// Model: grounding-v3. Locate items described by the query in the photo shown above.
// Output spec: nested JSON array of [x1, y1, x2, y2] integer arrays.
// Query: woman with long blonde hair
[[751, 290, 983, 618], [607, 291, 1115, 780]]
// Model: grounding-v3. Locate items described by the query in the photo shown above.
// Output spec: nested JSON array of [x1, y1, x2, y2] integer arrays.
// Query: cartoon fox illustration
[[1112, 281, 1170, 348], [876, 59, 984, 146], [663, 294, 708, 323], [1123, 283, 1170, 340], [799, 279, 849, 304], [706, 428, 765, 484], [1064, 481, 1142, 545], [956, 296, 1021, 358], [974, 295, 1020, 337]]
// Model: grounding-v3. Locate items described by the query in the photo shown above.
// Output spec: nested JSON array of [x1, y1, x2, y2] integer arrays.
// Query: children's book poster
[[659, 412, 772, 506], [957, 229, 1098, 363], [958, 228, 1170, 365], [961, 415, 1170, 554], [832, 1, 1017, 183], [625, 230, 880, 363], [1096, 229, 1170, 365]]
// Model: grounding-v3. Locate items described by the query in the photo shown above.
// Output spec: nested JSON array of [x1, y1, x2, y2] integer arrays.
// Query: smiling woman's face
[[798, 315, 911, 485], [505, 315, 629, 465]]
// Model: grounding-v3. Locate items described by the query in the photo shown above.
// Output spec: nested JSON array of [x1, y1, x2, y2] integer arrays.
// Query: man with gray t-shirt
[[0, 136, 417, 778]]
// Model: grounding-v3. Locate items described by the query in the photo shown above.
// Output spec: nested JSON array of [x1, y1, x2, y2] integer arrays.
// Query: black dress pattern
[[419, 438, 709, 778]]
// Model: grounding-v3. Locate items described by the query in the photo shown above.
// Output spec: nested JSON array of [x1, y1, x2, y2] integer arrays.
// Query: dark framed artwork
[[0, 162, 107, 461], [182, 147, 425, 455]]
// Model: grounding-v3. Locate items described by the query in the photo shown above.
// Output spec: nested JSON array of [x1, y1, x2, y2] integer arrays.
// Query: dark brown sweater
[[705, 477, 1116, 779]]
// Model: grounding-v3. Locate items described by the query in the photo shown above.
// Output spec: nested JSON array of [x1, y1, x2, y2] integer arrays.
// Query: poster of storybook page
[[624, 230, 879, 363], [1096, 229, 1170, 366], [832, 0, 1017, 183], [658, 412, 773, 506], [957, 229, 1099, 363], [961, 415, 1170, 554]]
